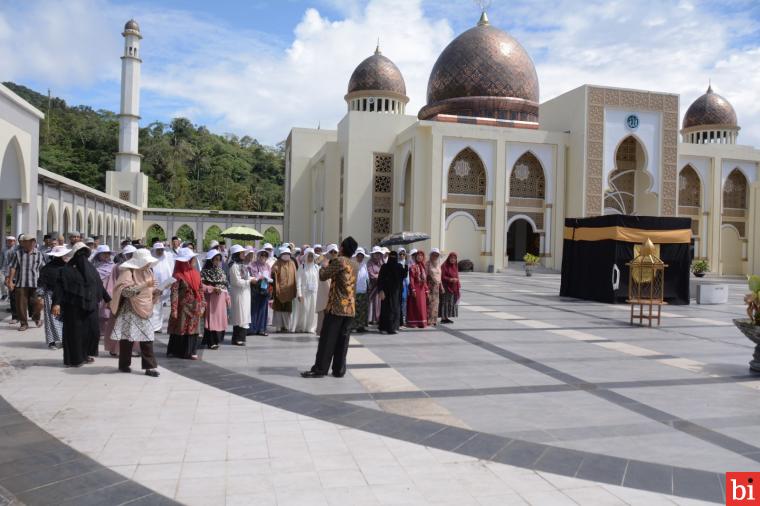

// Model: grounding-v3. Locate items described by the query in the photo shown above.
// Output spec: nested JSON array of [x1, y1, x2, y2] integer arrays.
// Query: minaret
[[107, 19, 149, 208], [115, 19, 142, 173]]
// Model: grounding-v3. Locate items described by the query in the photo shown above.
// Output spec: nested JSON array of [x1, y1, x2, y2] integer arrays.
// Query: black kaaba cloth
[[560, 215, 692, 305]]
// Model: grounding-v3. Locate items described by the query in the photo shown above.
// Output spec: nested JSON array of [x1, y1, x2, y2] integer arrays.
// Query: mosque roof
[[347, 47, 407, 98], [124, 19, 140, 32], [682, 85, 738, 129], [418, 11, 539, 122]]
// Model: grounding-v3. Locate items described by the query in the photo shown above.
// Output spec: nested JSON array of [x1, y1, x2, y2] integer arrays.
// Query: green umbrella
[[220, 226, 264, 240]]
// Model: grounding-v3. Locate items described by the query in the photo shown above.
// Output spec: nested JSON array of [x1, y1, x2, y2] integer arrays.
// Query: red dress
[[406, 263, 429, 328]]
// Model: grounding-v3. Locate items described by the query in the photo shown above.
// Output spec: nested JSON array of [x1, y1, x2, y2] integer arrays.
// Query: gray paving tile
[[622, 461, 673, 495], [575, 454, 627, 485]]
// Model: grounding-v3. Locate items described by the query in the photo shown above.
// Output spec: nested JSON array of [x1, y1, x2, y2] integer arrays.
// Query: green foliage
[[176, 225, 195, 243], [523, 253, 540, 265], [4, 82, 284, 212], [203, 225, 223, 251], [747, 275, 760, 325], [146, 224, 167, 245], [691, 259, 709, 274]]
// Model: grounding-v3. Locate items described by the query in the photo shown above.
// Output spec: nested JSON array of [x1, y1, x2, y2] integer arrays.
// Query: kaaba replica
[[560, 216, 692, 304]]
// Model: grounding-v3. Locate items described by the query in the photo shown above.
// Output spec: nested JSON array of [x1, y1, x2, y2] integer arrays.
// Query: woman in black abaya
[[377, 251, 407, 334], [52, 242, 110, 367]]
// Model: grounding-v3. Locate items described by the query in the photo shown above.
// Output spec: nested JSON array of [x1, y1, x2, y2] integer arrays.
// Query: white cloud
[[2, 0, 759, 147]]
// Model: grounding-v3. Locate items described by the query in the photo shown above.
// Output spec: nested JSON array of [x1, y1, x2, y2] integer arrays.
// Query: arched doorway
[[203, 225, 223, 251], [507, 218, 539, 261], [445, 213, 482, 271], [605, 136, 655, 215], [47, 204, 57, 234], [445, 148, 487, 269], [87, 213, 94, 238], [720, 225, 743, 275], [62, 208, 71, 236], [402, 154, 412, 231], [721, 169, 748, 275], [263, 226, 280, 246], [146, 224, 167, 245], [75, 211, 83, 234]]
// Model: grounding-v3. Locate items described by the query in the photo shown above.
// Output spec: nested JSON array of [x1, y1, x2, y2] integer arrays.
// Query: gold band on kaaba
[[563, 226, 692, 244]]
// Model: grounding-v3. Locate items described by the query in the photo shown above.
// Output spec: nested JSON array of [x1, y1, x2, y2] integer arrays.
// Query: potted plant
[[733, 275, 760, 373], [523, 253, 540, 277], [692, 259, 709, 278]]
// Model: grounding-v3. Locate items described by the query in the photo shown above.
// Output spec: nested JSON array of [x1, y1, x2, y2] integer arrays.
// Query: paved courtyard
[[0, 269, 755, 505]]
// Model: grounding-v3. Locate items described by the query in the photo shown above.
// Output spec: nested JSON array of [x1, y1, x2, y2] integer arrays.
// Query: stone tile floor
[[0, 269, 755, 504]]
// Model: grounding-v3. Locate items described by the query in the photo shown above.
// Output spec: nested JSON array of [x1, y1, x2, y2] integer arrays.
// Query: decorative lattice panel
[[678, 166, 701, 208], [507, 211, 544, 230], [510, 152, 545, 199], [723, 169, 747, 209], [446, 208, 485, 227], [119, 191, 131, 202], [372, 153, 393, 244], [604, 137, 637, 214], [724, 221, 746, 238], [447, 148, 486, 196]]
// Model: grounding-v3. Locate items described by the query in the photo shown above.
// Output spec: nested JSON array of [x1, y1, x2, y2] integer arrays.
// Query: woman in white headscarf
[[292, 248, 319, 333], [228, 245, 255, 345], [149, 242, 174, 333]]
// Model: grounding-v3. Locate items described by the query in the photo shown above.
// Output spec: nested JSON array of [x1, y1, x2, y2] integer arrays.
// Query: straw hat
[[174, 247, 199, 263]]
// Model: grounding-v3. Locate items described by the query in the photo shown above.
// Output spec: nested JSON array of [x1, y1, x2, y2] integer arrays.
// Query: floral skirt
[[351, 293, 369, 330]]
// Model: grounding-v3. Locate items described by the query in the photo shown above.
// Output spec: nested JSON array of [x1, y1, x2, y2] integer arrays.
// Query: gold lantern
[[626, 238, 667, 326]]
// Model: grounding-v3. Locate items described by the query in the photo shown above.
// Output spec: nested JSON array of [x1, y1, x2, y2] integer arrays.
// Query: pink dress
[[204, 285, 230, 332]]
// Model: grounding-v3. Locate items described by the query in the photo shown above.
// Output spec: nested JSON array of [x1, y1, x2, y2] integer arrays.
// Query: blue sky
[[2, 0, 760, 146]]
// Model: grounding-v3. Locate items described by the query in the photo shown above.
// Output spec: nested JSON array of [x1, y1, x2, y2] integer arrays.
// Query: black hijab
[[38, 257, 66, 291], [59, 248, 107, 311], [378, 251, 406, 292]]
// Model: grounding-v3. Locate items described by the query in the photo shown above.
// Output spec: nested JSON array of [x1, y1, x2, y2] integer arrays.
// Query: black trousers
[[311, 313, 353, 375], [119, 340, 158, 370], [232, 326, 247, 343]]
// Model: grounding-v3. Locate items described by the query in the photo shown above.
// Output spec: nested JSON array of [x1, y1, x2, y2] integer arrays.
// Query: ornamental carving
[[662, 199, 676, 216], [372, 153, 394, 244], [510, 152, 545, 199], [587, 158, 602, 178], [589, 88, 604, 105], [589, 106, 604, 123], [588, 123, 604, 140], [620, 91, 636, 107], [448, 148, 487, 196], [678, 165, 702, 207], [446, 207, 485, 227], [649, 94, 664, 111], [634, 92, 649, 109], [603, 88, 619, 106], [508, 210, 544, 230], [588, 141, 603, 160], [663, 164, 677, 182], [723, 169, 748, 209], [664, 112, 678, 130], [664, 95, 678, 112]]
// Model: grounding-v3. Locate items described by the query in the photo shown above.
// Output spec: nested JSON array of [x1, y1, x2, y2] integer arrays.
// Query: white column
[[484, 203, 492, 253], [544, 206, 552, 256], [13, 203, 23, 236]]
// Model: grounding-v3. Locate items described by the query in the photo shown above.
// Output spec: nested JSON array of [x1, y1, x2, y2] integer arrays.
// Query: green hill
[[4, 82, 284, 212]]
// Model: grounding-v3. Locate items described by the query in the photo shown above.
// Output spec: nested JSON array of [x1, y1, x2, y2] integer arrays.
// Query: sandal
[[18, 325, 28, 332], [145, 369, 160, 377], [190, 355, 199, 360], [35, 320, 43, 328]]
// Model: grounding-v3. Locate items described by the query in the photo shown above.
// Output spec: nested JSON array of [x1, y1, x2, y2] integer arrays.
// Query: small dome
[[347, 48, 407, 97], [682, 85, 737, 129], [419, 12, 539, 122], [124, 19, 140, 32]]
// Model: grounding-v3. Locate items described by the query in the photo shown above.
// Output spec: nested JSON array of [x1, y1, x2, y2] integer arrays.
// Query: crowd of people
[[0, 230, 462, 379]]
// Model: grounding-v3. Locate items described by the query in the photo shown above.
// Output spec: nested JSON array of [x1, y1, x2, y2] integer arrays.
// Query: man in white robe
[[149, 242, 175, 333]]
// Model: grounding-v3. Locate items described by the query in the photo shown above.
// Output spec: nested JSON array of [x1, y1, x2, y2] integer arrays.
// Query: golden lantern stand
[[626, 239, 667, 327]]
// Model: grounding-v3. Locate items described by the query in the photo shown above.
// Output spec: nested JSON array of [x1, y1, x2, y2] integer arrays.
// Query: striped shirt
[[8, 248, 46, 288]]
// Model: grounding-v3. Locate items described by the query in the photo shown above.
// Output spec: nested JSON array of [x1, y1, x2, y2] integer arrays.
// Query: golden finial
[[477, 10, 489, 26], [375, 37, 381, 55]]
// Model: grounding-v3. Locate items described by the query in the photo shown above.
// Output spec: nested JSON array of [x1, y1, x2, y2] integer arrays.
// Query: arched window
[[723, 169, 748, 210], [263, 227, 281, 245], [203, 225, 223, 251], [678, 165, 701, 208], [510, 152, 545, 199], [146, 224, 167, 245], [447, 148, 486, 196]]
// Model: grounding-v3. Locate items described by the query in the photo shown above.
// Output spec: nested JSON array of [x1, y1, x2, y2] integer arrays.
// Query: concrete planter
[[733, 319, 760, 373]]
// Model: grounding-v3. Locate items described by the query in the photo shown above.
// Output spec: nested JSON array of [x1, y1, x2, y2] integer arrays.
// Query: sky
[[2, 0, 760, 146]]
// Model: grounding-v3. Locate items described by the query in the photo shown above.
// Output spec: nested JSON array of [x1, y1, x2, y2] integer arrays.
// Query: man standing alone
[[7, 234, 45, 331], [302, 236, 357, 378]]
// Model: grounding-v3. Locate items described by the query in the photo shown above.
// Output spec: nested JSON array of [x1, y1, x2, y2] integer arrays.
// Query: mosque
[[285, 11, 760, 276]]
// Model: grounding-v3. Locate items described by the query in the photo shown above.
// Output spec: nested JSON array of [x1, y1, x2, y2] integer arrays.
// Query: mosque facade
[[285, 12, 760, 276]]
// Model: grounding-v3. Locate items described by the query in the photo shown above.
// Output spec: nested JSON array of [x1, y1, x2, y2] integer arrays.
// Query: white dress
[[293, 262, 319, 333], [149, 255, 174, 332], [228, 262, 252, 328]]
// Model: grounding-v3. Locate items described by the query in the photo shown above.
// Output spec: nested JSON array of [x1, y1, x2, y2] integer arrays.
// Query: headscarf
[[378, 251, 406, 293], [249, 251, 271, 280], [441, 252, 460, 302], [410, 250, 427, 283], [38, 257, 66, 291], [367, 252, 383, 280], [427, 252, 442, 285], [111, 265, 155, 319], [272, 255, 297, 303], [59, 248, 105, 311], [201, 254, 227, 288], [92, 252, 114, 282], [173, 260, 202, 302]]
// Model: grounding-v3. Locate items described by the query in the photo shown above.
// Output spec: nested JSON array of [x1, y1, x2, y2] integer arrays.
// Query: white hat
[[278, 246, 292, 256], [370, 245, 383, 255], [381, 247, 389, 254], [122, 244, 137, 255], [120, 248, 159, 270], [229, 244, 245, 256], [263, 243, 274, 251], [209, 240, 220, 248], [353, 247, 366, 257], [430, 247, 441, 255], [66, 241, 90, 258], [398, 247, 406, 253], [94, 244, 111, 255], [152, 242, 165, 250], [19, 234, 36, 242], [303, 247, 315, 256], [5, 236, 16, 241], [326, 243, 339, 253], [314, 244, 323, 250], [409, 248, 418, 256], [48, 245, 70, 258], [85, 237, 95, 244], [205, 249, 222, 260], [174, 247, 198, 263]]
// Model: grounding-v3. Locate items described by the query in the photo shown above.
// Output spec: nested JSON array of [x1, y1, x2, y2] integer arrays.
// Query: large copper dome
[[419, 13, 539, 122], [682, 85, 737, 129], [347, 49, 407, 97]]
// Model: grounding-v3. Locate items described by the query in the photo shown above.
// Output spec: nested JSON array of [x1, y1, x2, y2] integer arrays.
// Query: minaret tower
[[107, 19, 148, 207]]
